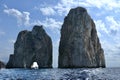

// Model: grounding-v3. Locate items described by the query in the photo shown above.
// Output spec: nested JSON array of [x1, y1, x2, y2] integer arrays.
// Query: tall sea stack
[[58, 7, 105, 68], [6, 25, 52, 68]]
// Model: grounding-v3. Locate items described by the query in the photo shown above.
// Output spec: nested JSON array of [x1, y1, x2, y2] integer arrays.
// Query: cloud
[[97, 30, 120, 67], [105, 16, 120, 32], [3, 8, 30, 26], [33, 18, 62, 29], [0, 30, 5, 36], [40, 7, 56, 16], [3, 4, 8, 8], [80, 0, 120, 10], [95, 17, 120, 67], [42, 18, 62, 29], [37, 0, 77, 16], [23, 12, 30, 26], [54, 0, 74, 16], [3, 5, 62, 30], [8, 39, 16, 44], [102, 40, 120, 67], [95, 16, 120, 37], [34, 0, 120, 17], [95, 20, 109, 35]]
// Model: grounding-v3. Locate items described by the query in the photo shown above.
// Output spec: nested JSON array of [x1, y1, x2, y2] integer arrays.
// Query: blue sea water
[[0, 68, 120, 80]]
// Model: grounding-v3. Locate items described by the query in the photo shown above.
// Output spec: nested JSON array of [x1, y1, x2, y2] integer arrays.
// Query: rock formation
[[6, 25, 52, 68], [58, 7, 105, 68], [0, 61, 5, 69]]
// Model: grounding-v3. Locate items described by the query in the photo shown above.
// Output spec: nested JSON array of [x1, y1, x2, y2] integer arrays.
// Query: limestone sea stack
[[6, 25, 52, 68], [58, 7, 106, 68]]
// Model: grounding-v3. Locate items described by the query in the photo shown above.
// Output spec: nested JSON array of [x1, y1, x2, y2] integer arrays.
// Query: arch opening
[[31, 62, 39, 69]]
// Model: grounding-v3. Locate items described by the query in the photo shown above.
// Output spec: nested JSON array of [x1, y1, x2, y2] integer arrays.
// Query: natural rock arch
[[6, 25, 52, 68]]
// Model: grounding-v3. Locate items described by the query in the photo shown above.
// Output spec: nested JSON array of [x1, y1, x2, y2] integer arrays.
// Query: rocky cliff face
[[58, 7, 105, 68], [6, 25, 52, 68], [0, 61, 5, 69]]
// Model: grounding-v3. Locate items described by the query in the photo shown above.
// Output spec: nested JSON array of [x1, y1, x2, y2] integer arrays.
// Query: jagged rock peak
[[68, 7, 87, 15], [32, 25, 45, 35]]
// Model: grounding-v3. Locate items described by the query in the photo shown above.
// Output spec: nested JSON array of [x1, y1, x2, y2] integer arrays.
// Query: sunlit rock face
[[6, 25, 52, 68], [58, 7, 106, 68]]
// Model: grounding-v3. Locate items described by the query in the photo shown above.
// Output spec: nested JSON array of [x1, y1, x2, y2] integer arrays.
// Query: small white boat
[[31, 62, 39, 69]]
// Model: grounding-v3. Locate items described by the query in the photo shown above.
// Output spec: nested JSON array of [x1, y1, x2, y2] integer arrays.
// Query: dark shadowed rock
[[6, 25, 52, 68], [0, 61, 5, 69], [58, 7, 105, 68]]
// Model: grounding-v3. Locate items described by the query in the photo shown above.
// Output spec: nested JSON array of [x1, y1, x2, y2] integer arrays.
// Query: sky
[[0, 0, 120, 68]]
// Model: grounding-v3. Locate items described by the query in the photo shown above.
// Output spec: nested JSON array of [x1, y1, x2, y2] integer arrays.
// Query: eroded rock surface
[[6, 25, 52, 68], [58, 7, 105, 68]]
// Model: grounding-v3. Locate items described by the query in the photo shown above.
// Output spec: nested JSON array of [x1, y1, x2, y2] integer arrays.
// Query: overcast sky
[[0, 0, 120, 68]]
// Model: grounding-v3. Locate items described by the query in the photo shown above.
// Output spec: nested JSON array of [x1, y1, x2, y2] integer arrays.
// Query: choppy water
[[0, 68, 120, 80]]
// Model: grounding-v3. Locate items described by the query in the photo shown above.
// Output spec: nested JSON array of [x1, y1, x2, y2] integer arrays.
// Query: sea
[[0, 68, 120, 80]]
